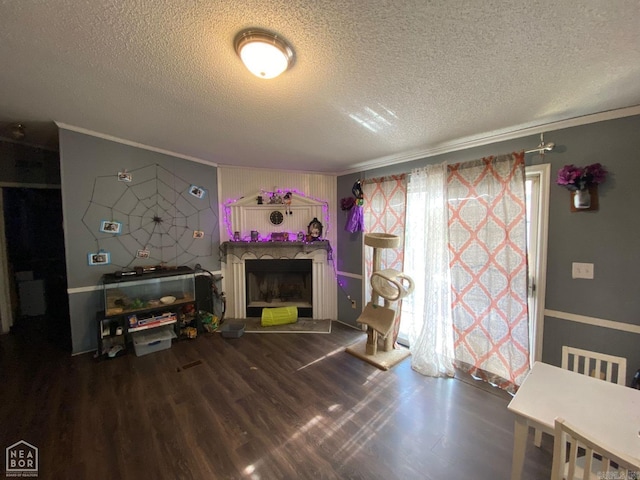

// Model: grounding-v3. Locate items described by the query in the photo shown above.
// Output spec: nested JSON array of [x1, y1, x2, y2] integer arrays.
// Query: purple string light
[[222, 189, 353, 303]]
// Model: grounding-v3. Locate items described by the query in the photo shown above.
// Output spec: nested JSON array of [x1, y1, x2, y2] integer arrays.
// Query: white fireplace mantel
[[220, 240, 332, 260]]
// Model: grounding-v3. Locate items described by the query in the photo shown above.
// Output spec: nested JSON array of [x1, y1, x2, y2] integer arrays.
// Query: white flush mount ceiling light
[[234, 29, 294, 79]]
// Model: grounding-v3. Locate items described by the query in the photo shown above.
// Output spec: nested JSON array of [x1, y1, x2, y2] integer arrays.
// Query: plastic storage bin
[[132, 326, 176, 356], [221, 322, 245, 338]]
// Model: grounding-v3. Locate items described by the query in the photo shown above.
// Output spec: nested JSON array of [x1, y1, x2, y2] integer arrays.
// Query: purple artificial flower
[[556, 165, 584, 190], [557, 163, 608, 191], [584, 163, 608, 185]]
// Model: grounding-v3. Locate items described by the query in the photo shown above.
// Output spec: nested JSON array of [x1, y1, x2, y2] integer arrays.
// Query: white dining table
[[508, 361, 640, 480]]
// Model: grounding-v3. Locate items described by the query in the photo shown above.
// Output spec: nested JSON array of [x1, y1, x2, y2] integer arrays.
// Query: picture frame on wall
[[193, 230, 205, 239], [100, 220, 122, 234], [88, 251, 111, 266], [189, 185, 205, 199], [136, 249, 150, 258], [117, 171, 132, 182]]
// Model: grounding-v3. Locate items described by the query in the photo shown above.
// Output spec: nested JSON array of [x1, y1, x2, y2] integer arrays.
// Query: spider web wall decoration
[[82, 163, 218, 268]]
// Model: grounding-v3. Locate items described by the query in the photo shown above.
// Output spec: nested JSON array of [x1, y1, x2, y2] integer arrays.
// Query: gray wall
[[338, 114, 640, 384], [336, 172, 365, 326], [59, 129, 220, 353], [543, 115, 640, 384]]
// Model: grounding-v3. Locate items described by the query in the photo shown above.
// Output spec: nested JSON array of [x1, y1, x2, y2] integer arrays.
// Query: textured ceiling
[[1, 1, 639, 173]]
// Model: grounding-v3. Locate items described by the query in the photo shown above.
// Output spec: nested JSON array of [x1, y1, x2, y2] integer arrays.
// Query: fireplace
[[245, 259, 313, 317], [220, 241, 334, 320]]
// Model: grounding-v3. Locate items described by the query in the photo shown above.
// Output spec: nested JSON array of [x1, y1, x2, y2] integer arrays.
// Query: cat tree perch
[[346, 233, 414, 370]]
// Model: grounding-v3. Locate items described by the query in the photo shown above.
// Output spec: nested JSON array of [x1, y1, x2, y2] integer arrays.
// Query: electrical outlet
[[351, 299, 357, 309], [572, 262, 594, 279]]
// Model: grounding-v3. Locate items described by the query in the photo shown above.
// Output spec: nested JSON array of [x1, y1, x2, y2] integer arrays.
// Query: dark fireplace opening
[[245, 259, 312, 317]]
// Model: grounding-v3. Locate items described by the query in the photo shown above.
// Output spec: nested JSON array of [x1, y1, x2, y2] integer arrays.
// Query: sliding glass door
[[397, 163, 549, 369]]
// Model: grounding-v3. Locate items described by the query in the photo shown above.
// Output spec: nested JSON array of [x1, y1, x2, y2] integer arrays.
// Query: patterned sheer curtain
[[363, 175, 407, 340], [447, 153, 529, 392], [404, 153, 529, 391], [403, 163, 455, 377]]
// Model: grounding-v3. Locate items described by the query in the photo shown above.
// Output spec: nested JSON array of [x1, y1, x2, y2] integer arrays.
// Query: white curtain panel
[[403, 163, 455, 377]]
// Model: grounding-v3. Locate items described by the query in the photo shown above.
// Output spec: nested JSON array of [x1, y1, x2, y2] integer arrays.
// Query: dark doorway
[[4, 187, 71, 351]]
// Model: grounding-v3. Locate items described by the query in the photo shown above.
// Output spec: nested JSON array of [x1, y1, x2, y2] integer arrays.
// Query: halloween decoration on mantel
[[268, 191, 283, 204], [307, 217, 323, 240], [283, 191, 292, 215], [344, 180, 365, 233]]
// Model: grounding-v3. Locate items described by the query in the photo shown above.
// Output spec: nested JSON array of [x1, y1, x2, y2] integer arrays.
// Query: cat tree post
[[361, 233, 414, 355], [364, 233, 396, 354]]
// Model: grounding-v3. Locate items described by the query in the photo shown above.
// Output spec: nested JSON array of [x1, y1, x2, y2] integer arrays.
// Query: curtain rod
[[525, 133, 555, 155]]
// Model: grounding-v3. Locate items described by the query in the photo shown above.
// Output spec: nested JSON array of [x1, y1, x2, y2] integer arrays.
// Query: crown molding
[[55, 122, 218, 167], [54, 104, 640, 177], [338, 105, 640, 176], [217, 162, 337, 177]]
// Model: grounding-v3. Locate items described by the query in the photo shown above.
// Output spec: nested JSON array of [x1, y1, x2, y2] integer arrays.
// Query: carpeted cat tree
[[346, 233, 414, 370]]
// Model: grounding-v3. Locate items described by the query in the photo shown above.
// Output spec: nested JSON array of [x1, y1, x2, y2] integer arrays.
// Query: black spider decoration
[[153, 215, 164, 225]]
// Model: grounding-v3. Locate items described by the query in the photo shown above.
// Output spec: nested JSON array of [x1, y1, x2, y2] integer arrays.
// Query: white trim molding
[[336, 270, 363, 280], [545, 309, 640, 335], [67, 285, 101, 294], [527, 164, 550, 363]]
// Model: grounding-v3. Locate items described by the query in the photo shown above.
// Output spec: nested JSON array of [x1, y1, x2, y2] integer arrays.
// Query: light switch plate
[[572, 262, 594, 279]]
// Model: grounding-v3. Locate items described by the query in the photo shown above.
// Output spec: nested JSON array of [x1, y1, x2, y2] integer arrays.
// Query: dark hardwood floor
[[0, 322, 552, 479]]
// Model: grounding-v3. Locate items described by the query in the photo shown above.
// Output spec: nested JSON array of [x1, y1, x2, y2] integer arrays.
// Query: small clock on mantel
[[269, 210, 284, 226]]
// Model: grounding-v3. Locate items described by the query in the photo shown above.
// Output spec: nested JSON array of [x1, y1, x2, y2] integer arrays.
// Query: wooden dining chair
[[551, 417, 640, 480], [534, 347, 627, 447], [561, 346, 627, 384]]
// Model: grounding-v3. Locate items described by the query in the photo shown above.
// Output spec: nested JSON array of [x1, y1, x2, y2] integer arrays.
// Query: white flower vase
[[574, 188, 591, 209]]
